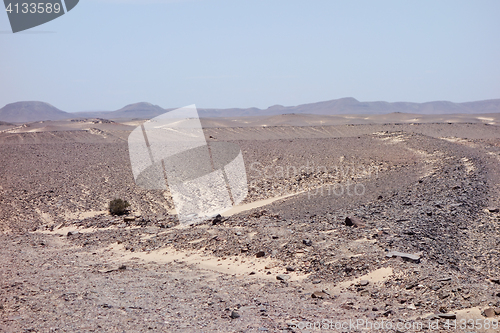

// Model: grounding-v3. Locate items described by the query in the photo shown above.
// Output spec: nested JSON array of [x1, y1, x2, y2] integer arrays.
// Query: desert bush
[[108, 198, 130, 215]]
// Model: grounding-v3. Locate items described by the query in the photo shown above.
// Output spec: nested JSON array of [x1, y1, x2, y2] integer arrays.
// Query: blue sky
[[1, 0, 499, 112]]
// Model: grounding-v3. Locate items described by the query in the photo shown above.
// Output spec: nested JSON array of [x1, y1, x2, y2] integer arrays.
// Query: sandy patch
[[35, 208, 54, 225], [64, 210, 108, 220], [104, 243, 310, 282], [334, 267, 393, 291], [36, 225, 142, 236], [460, 157, 475, 174], [222, 192, 305, 217]]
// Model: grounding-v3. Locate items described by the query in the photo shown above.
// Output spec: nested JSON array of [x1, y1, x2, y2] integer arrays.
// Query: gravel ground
[[1, 123, 500, 332]]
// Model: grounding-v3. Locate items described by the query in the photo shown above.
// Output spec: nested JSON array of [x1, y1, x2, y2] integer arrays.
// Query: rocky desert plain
[[2, 112, 500, 332]]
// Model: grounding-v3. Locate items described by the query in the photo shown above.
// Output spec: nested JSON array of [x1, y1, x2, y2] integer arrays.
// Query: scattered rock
[[437, 277, 452, 282], [438, 313, 456, 319], [483, 308, 496, 317], [255, 251, 266, 258], [386, 251, 420, 263], [311, 291, 328, 299], [212, 214, 222, 225], [357, 280, 369, 287], [99, 265, 126, 273], [490, 277, 500, 284], [302, 239, 312, 246], [345, 216, 364, 228], [230, 310, 240, 319], [425, 314, 440, 320], [405, 282, 418, 290], [360, 290, 370, 297], [439, 291, 450, 299], [276, 274, 291, 281], [383, 310, 394, 317]]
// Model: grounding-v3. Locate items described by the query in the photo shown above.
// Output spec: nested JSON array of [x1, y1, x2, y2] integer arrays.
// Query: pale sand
[[103, 243, 311, 282]]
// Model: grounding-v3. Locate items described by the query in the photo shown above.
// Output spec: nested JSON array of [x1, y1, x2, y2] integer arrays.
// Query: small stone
[[405, 283, 418, 290], [286, 267, 295, 272], [249, 271, 256, 275], [386, 251, 420, 263], [439, 291, 450, 299], [235, 232, 242, 236], [407, 304, 416, 310], [345, 216, 364, 228], [311, 291, 328, 299], [212, 214, 222, 225], [358, 280, 369, 286], [276, 274, 291, 281], [312, 280, 321, 284], [483, 308, 496, 318], [67, 231, 79, 236], [302, 239, 312, 246], [230, 310, 240, 319], [360, 290, 370, 297], [438, 313, 456, 319], [271, 235, 278, 239], [123, 216, 135, 222], [383, 310, 394, 317], [490, 277, 500, 284], [437, 277, 452, 282], [488, 207, 499, 213], [494, 308, 500, 315], [255, 251, 266, 258]]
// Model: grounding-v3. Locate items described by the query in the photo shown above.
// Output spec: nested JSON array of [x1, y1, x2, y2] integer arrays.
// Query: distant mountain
[[1, 98, 500, 123], [200, 98, 500, 117], [0, 101, 71, 123], [232, 98, 500, 117], [108, 102, 167, 119]]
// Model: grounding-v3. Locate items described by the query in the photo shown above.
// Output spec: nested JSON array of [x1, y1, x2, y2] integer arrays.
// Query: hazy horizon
[[1, 0, 499, 112]]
